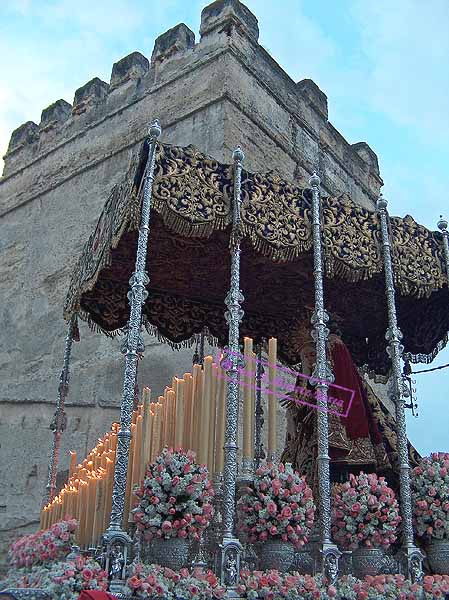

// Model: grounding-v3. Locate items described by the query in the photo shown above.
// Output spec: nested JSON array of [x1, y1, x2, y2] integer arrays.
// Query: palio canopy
[[64, 141, 449, 377]]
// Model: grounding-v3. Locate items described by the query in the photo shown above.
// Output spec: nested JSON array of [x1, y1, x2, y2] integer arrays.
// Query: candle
[[141, 387, 152, 478], [208, 364, 218, 473], [69, 451, 77, 478], [78, 480, 88, 546], [161, 388, 169, 448], [92, 472, 105, 545], [151, 402, 162, 461], [167, 389, 176, 448], [268, 337, 278, 459], [86, 475, 98, 547], [191, 364, 203, 456], [183, 372, 193, 451], [215, 365, 226, 474], [42, 507, 48, 530], [103, 456, 114, 531], [174, 378, 185, 449], [199, 356, 213, 466], [123, 423, 136, 528], [131, 415, 143, 493], [250, 350, 256, 460], [110, 424, 119, 451], [243, 337, 254, 462]]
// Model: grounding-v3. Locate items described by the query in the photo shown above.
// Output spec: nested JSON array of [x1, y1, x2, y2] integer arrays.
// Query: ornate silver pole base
[[398, 547, 425, 583], [321, 545, 342, 585], [102, 531, 131, 596], [218, 538, 243, 596]]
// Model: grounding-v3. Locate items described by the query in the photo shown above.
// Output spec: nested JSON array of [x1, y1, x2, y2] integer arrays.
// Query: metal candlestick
[[309, 172, 341, 582], [45, 317, 76, 504], [377, 194, 423, 581], [218, 146, 245, 591], [103, 120, 161, 593]]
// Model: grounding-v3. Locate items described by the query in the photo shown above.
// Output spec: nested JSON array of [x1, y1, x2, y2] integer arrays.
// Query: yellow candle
[[191, 365, 203, 457], [151, 403, 162, 460], [183, 373, 193, 451], [141, 387, 152, 478], [123, 423, 136, 528], [167, 389, 176, 448], [78, 480, 88, 546], [268, 337, 278, 459], [161, 389, 169, 448], [215, 365, 226, 474], [199, 357, 213, 466], [250, 350, 256, 460], [174, 378, 185, 449], [103, 456, 114, 532], [86, 475, 98, 547], [208, 364, 218, 472], [243, 337, 254, 461], [69, 451, 77, 478], [132, 415, 143, 498], [92, 473, 105, 545]]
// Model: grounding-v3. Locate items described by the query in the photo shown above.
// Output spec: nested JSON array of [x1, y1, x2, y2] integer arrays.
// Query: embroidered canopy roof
[[64, 141, 449, 377]]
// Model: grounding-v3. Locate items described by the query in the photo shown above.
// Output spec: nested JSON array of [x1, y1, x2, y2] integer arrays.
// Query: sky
[[1, 0, 448, 455]]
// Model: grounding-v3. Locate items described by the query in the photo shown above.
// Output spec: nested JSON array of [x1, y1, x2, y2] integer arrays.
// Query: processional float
[[44, 120, 449, 592]]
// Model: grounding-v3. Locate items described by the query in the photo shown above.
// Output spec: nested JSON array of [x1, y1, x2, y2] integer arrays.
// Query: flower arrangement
[[43, 555, 108, 600], [237, 570, 334, 600], [235, 571, 449, 600], [126, 562, 225, 599], [412, 452, 449, 541], [237, 462, 315, 548], [1, 556, 107, 600], [8, 518, 77, 568], [353, 574, 449, 600], [132, 447, 214, 542], [0, 564, 51, 591], [331, 472, 401, 550]]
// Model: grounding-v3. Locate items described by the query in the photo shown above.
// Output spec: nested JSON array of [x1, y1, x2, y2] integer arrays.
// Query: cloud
[[350, 0, 449, 146], [243, 0, 337, 85], [0, 0, 196, 170]]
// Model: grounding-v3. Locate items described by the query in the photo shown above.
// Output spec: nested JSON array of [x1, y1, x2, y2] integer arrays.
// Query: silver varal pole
[[45, 317, 75, 504], [103, 120, 161, 591], [377, 195, 423, 581], [219, 146, 245, 592], [309, 173, 340, 583]]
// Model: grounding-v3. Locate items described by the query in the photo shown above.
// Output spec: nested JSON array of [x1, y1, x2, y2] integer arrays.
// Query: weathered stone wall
[[0, 0, 383, 567]]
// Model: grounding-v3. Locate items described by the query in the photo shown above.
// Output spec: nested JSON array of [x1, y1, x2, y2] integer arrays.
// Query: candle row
[[40, 339, 278, 545], [147, 357, 227, 475], [40, 423, 119, 547]]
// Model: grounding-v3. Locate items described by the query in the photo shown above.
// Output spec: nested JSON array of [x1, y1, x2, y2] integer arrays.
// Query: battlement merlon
[[0, 0, 382, 214]]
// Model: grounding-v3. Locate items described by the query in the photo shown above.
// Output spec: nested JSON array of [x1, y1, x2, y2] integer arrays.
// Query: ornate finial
[[437, 215, 448, 232], [377, 193, 388, 210], [148, 119, 162, 139], [233, 145, 244, 163], [309, 171, 320, 187]]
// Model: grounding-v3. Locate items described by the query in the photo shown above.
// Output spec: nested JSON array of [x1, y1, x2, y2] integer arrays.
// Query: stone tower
[[0, 0, 382, 564]]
